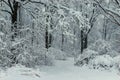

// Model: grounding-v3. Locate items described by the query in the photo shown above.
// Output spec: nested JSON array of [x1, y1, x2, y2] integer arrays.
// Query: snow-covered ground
[[0, 58, 120, 80]]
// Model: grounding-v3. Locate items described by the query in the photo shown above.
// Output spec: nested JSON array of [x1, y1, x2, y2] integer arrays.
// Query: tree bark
[[45, 6, 53, 49], [11, 1, 19, 41], [10, 1, 19, 64], [45, 25, 49, 49], [81, 30, 88, 53], [61, 32, 64, 51]]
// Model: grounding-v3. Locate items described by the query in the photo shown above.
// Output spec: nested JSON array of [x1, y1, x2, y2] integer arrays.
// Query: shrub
[[113, 56, 120, 70], [89, 55, 113, 69], [75, 49, 98, 66], [17, 48, 54, 67]]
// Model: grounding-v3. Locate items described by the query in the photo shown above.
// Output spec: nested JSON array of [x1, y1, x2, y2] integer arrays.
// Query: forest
[[0, 0, 120, 80]]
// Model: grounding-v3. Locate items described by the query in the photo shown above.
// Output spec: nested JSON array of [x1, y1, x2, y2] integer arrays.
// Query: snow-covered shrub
[[88, 39, 112, 55], [75, 49, 98, 66], [0, 18, 56, 68], [0, 21, 12, 67], [106, 50, 119, 57], [75, 49, 119, 70], [17, 47, 67, 68], [89, 55, 113, 69], [32, 49, 54, 66], [74, 47, 116, 70], [0, 49, 13, 67], [113, 56, 120, 70], [17, 48, 54, 67], [88, 39, 119, 57], [48, 47, 67, 60]]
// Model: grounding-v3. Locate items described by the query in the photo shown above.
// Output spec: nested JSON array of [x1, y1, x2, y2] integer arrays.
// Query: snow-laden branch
[[94, 0, 120, 26], [8, 0, 14, 13], [0, 9, 12, 15], [114, 0, 120, 7]]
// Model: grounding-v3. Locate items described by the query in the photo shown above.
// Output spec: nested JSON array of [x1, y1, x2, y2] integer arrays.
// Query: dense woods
[[0, 0, 120, 71]]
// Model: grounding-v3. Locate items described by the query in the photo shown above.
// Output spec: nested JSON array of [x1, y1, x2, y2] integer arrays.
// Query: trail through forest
[[0, 58, 119, 80]]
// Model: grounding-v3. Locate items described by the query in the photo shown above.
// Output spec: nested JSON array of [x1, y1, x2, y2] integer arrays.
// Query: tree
[[94, 0, 120, 26], [78, 0, 98, 53], [0, 0, 19, 41]]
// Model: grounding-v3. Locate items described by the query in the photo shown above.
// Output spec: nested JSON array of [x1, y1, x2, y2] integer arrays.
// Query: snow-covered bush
[[89, 55, 113, 69], [88, 39, 119, 57], [17, 48, 54, 67], [0, 19, 13, 67], [48, 47, 67, 60], [0, 49, 12, 67], [0, 18, 62, 68], [75, 49, 98, 66], [17, 47, 67, 67], [89, 39, 112, 55], [106, 50, 119, 57], [75, 47, 120, 70], [113, 56, 120, 70]]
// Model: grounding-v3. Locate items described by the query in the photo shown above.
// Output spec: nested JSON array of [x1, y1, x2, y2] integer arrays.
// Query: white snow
[[90, 55, 113, 68], [0, 58, 120, 80], [0, 65, 41, 80]]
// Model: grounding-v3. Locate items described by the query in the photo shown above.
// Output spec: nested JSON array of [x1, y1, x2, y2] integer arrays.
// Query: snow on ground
[[0, 65, 41, 80], [0, 58, 120, 80]]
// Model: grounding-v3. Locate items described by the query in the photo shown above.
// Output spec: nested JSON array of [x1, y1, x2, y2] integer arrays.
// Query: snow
[[0, 58, 119, 80], [0, 65, 41, 80], [0, 32, 4, 36], [76, 49, 98, 62], [48, 47, 67, 60], [89, 55, 113, 69], [105, 0, 109, 4]]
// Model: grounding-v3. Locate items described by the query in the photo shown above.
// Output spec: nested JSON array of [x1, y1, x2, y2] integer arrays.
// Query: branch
[[21, 6, 36, 19], [114, 0, 120, 7], [0, 0, 9, 6], [28, 0, 47, 6], [94, 0, 120, 26], [8, 0, 14, 13], [0, 0, 14, 13], [28, 0, 76, 12], [105, 8, 120, 18], [87, 9, 98, 35], [23, 0, 30, 5], [0, 9, 12, 15]]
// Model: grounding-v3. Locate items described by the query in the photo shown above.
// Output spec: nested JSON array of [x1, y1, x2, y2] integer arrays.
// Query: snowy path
[[40, 58, 120, 80], [0, 58, 120, 80]]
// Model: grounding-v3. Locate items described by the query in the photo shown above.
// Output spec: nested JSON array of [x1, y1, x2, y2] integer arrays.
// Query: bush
[[106, 50, 119, 57], [75, 48, 120, 70], [17, 48, 54, 67], [89, 55, 113, 69], [113, 56, 120, 70], [17, 47, 67, 67], [75, 49, 98, 66], [88, 39, 112, 55], [0, 49, 13, 67]]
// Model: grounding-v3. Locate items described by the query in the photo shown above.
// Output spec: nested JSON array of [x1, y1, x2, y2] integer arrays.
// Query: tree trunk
[[11, 2, 19, 41], [11, 1, 19, 64], [48, 18, 53, 48], [45, 25, 49, 49], [81, 30, 88, 53], [61, 32, 64, 51], [103, 17, 107, 40], [45, 23, 52, 49], [45, 6, 53, 49], [49, 33, 52, 47]]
